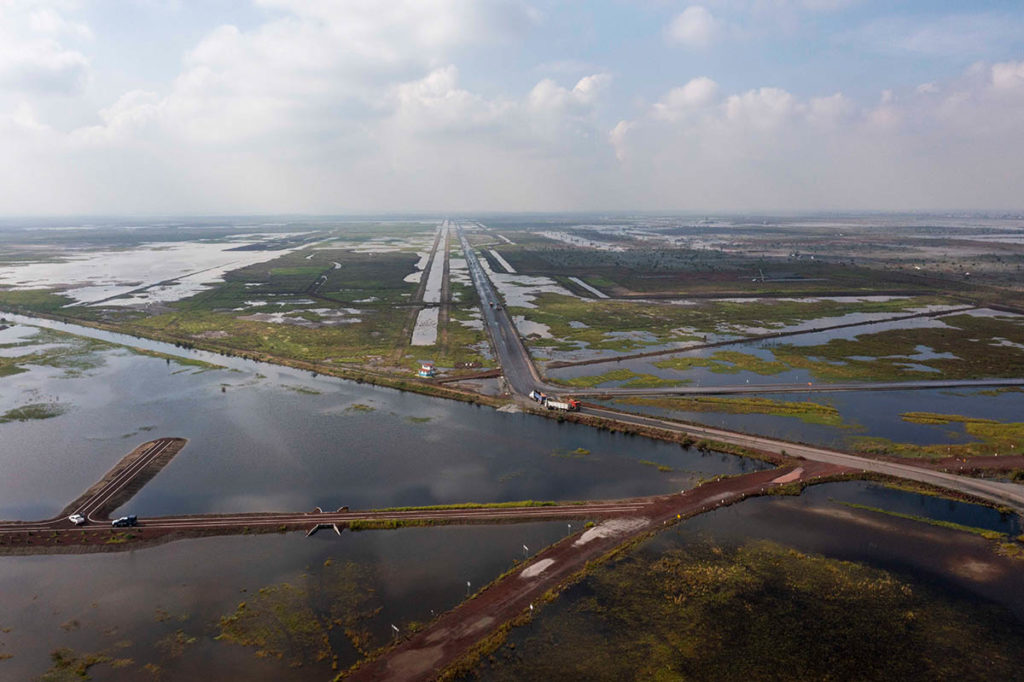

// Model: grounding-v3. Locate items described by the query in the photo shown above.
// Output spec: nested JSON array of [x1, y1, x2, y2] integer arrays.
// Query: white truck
[[529, 390, 580, 411]]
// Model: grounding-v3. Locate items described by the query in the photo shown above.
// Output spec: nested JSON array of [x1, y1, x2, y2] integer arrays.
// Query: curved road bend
[[0, 438, 181, 532], [76, 437, 180, 523]]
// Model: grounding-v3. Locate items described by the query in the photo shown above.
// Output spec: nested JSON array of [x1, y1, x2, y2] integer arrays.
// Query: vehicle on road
[[529, 390, 580, 411], [111, 515, 138, 528], [68, 514, 86, 526]]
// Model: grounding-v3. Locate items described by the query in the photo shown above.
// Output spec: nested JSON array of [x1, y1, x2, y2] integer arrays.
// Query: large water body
[[0, 315, 762, 521], [0, 522, 571, 680]]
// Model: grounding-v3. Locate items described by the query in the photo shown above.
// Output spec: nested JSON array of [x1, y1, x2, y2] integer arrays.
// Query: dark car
[[111, 515, 138, 528]]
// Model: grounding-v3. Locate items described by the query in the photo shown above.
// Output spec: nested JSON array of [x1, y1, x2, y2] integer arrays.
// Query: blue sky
[[1, 0, 1022, 214]]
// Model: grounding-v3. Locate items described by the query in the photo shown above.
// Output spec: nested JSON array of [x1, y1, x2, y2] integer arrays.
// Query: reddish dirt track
[[345, 461, 853, 681]]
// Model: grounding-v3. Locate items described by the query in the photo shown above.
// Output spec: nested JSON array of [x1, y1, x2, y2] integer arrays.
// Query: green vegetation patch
[[837, 502, 1011, 542], [655, 350, 789, 375], [131, 304, 408, 367], [556, 367, 687, 389], [400, 304, 495, 371], [511, 292, 950, 354], [616, 395, 847, 426], [0, 327, 113, 378], [217, 560, 382, 668], [130, 347, 223, 370], [40, 648, 114, 682], [637, 459, 673, 472], [0, 402, 67, 424], [283, 384, 322, 395], [0, 288, 79, 313], [772, 313, 1024, 381], [468, 539, 1024, 681], [853, 411, 1024, 458]]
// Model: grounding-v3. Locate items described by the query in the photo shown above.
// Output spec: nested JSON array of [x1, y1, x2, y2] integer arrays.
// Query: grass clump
[[217, 561, 382, 669], [557, 367, 686, 389], [0, 402, 67, 424], [853, 411, 1024, 458], [637, 459, 673, 472], [655, 350, 789, 375], [837, 502, 1010, 542], [616, 395, 847, 427]]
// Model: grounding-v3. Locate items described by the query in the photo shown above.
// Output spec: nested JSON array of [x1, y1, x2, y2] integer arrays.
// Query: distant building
[[418, 361, 436, 378]]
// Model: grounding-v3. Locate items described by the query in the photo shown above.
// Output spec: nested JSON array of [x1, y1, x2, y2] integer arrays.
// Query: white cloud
[[392, 66, 510, 134], [806, 92, 854, 128], [609, 120, 633, 161], [653, 77, 719, 120], [724, 87, 797, 130], [991, 60, 1024, 92], [0, 2, 91, 94], [528, 73, 611, 112], [666, 6, 719, 48], [609, 62, 1024, 210]]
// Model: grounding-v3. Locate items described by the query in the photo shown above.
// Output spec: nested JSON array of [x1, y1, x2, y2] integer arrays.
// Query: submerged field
[[463, 485, 1024, 681], [547, 309, 1024, 387], [0, 221, 492, 376], [509, 292, 957, 357]]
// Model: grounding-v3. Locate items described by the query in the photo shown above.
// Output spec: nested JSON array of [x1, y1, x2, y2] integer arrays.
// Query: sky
[[1, 0, 1023, 215]]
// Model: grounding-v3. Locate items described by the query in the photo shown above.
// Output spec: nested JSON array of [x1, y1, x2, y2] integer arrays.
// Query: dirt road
[[345, 461, 851, 681]]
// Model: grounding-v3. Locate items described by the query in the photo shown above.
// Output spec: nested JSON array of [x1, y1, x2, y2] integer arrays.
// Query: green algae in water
[[467, 539, 1024, 681], [216, 560, 382, 669]]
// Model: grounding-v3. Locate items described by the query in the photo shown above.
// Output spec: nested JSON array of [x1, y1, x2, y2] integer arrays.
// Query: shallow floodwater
[[0, 317, 762, 520], [475, 481, 1024, 680], [0, 238, 307, 306], [605, 387, 1024, 450], [0, 522, 569, 680]]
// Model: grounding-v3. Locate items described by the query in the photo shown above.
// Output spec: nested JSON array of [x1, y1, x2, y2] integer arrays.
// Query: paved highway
[[582, 405, 1024, 516], [568, 377, 1024, 397], [457, 223, 542, 394]]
